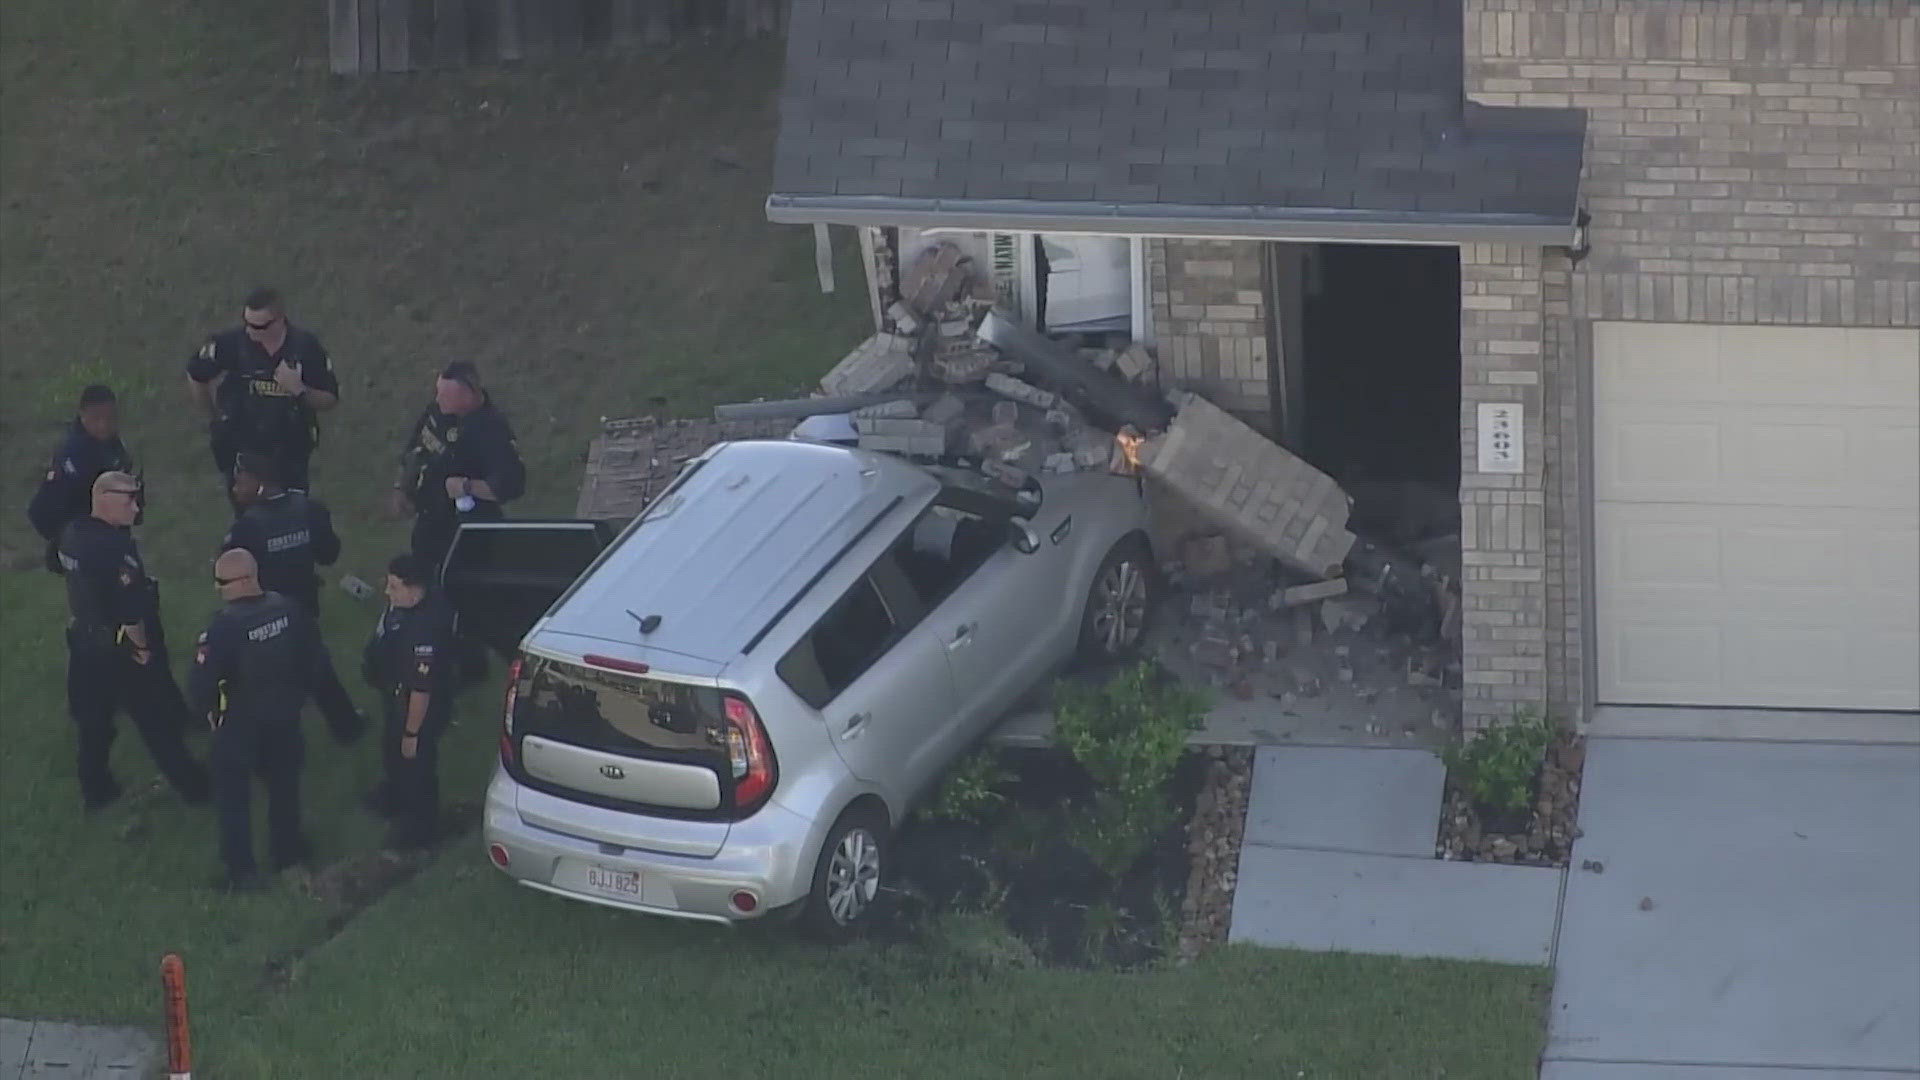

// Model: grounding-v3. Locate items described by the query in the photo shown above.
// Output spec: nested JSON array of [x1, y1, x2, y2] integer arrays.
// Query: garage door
[[1595, 323, 1920, 711]]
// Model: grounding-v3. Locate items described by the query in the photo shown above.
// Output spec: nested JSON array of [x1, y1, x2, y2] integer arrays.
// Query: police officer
[[388, 362, 525, 575], [28, 385, 135, 574], [361, 554, 457, 848], [222, 452, 366, 745], [58, 472, 211, 810], [189, 549, 326, 891], [186, 287, 340, 507]]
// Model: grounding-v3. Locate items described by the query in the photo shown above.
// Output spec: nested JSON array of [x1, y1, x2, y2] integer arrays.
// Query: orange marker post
[[160, 952, 192, 1080]]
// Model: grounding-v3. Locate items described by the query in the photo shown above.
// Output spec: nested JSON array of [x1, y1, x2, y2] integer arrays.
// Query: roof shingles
[[776, 0, 1585, 221]]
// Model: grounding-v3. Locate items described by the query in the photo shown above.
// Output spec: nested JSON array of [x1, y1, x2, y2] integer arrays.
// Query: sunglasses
[[213, 574, 250, 586], [102, 488, 141, 499], [243, 317, 282, 332]]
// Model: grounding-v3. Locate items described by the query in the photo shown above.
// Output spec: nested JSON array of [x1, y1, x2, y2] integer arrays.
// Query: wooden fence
[[329, 0, 786, 74]]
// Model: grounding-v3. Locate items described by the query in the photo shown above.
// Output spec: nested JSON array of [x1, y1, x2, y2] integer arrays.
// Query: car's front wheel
[[799, 806, 888, 942], [1078, 535, 1153, 662]]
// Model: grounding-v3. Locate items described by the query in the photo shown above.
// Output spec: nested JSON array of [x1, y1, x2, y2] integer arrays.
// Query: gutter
[[765, 193, 1580, 247]]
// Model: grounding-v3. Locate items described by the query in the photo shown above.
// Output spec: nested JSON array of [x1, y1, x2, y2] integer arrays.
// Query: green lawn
[[0, 2, 1549, 1076]]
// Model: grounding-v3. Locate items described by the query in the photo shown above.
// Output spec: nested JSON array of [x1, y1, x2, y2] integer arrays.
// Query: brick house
[[767, 0, 1920, 731]]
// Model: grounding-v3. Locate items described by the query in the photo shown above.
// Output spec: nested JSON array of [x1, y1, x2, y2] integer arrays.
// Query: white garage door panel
[[1595, 322, 1920, 711], [1598, 503, 1920, 709]]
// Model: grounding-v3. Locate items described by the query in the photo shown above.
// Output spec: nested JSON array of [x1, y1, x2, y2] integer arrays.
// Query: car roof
[[536, 439, 939, 665]]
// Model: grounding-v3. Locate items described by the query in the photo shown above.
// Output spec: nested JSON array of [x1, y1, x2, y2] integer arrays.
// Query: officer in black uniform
[[28, 385, 135, 574], [221, 452, 365, 745], [58, 472, 211, 810], [186, 287, 340, 508], [189, 548, 326, 891], [389, 362, 526, 576], [361, 554, 458, 848]]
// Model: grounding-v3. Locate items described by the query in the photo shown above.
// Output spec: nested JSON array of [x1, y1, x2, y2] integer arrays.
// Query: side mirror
[[1009, 520, 1042, 555]]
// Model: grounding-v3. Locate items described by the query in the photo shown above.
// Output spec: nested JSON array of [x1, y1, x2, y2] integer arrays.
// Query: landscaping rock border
[[1175, 745, 1254, 961], [1437, 730, 1586, 867]]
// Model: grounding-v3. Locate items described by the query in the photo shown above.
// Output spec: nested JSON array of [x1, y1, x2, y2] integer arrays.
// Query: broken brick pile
[[575, 415, 792, 521], [815, 240, 1159, 473]]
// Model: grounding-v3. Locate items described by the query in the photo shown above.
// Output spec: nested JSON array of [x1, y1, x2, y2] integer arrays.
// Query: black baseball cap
[[233, 452, 280, 483], [439, 362, 483, 391]]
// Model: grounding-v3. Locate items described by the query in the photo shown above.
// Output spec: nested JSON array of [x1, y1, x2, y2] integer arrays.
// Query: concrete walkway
[[1542, 736, 1920, 1079], [1226, 744, 1563, 965], [0, 1019, 156, 1079]]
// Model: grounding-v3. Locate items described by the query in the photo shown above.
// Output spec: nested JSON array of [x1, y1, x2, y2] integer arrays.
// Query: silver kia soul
[[442, 439, 1154, 937]]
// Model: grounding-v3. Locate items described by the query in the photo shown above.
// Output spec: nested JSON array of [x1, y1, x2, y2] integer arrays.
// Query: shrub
[[1442, 707, 1553, 814], [920, 746, 1014, 827], [1053, 662, 1208, 880]]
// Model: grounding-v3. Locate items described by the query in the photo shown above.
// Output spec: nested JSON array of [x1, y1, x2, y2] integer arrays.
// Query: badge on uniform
[[119, 570, 133, 586], [194, 632, 209, 665], [416, 662, 431, 677], [44, 470, 55, 481]]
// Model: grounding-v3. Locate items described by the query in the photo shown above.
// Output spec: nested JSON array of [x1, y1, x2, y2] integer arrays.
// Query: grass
[[0, 2, 1550, 1076]]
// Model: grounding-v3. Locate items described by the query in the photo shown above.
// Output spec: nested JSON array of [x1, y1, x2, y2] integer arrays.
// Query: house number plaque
[[1477, 402, 1524, 474]]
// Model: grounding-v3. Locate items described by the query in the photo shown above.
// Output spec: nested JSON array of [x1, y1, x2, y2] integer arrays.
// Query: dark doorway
[[1297, 243, 1461, 543]]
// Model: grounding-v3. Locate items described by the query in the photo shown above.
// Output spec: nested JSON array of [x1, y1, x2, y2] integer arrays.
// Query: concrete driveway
[[1543, 735, 1920, 1078]]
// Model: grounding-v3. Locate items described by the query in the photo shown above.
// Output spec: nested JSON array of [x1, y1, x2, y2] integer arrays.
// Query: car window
[[777, 574, 899, 709], [894, 503, 1002, 607]]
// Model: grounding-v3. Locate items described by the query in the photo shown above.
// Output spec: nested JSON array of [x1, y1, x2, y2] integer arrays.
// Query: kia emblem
[[599, 764, 625, 780]]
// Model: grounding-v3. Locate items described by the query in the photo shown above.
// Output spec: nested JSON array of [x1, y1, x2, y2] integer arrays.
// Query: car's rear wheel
[[800, 806, 887, 942], [1079, 536, 1153, 662]]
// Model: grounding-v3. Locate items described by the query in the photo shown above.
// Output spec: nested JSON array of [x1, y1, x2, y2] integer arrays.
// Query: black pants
[[288, 589, 364, 743], [381, 698, 449, 846], [66, 635, 209, 806], [211, 719, 306, 874]]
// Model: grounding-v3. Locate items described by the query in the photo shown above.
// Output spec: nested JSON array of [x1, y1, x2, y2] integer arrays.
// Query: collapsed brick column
[[1138, 392, 1355, 579]]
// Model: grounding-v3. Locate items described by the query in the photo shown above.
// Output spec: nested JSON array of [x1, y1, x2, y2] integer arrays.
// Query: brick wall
[[1470, 0, 1920, 325], [1459, 244, 1555, 727], [1464, 0, 1920, 726], [1148, 239, 1273, 431]]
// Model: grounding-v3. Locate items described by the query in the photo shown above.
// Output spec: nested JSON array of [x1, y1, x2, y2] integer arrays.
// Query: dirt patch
[[1436, 731, 1586, 867], [262, 799, 480, 990], [884, 747, 1206, 969], [1174, 746, 1253, 962]]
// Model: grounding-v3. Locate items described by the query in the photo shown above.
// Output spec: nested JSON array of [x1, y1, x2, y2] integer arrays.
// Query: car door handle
[[947, 623, 976, 651], [842, 711, 870, 739], [1050, 516, 1073, 545]]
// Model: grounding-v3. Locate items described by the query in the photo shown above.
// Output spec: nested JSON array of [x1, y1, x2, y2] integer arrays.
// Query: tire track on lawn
[[260, 801, 479, 991]]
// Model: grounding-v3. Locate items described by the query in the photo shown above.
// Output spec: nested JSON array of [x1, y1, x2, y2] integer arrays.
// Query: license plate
[[584, 864, 641, 900]]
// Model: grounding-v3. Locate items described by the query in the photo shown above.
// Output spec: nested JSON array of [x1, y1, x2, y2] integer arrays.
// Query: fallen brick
[[852, 398, 919, 420], [931, 350, 995, 384], [1114, 342, 1155, 382], [984, 372, 1057, 409], [885, 301, 920, 335], [820, 334, 915, 397], [900, 243, 970, 315], [1271, 578, 1348, 609]]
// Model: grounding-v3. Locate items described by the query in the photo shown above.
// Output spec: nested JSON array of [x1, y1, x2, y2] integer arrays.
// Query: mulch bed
[[885, 747, 1208, 969], [1436, 730, 1587, 866], [1175, 746, 1253, 962]]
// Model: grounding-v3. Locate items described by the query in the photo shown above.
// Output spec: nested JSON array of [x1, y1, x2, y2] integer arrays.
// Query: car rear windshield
[[515, 657, 728, 762]]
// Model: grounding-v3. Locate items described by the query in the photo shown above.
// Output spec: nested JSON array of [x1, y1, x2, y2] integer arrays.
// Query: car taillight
[[500, 656, 524, 767], [723, 694, 776, 814]]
